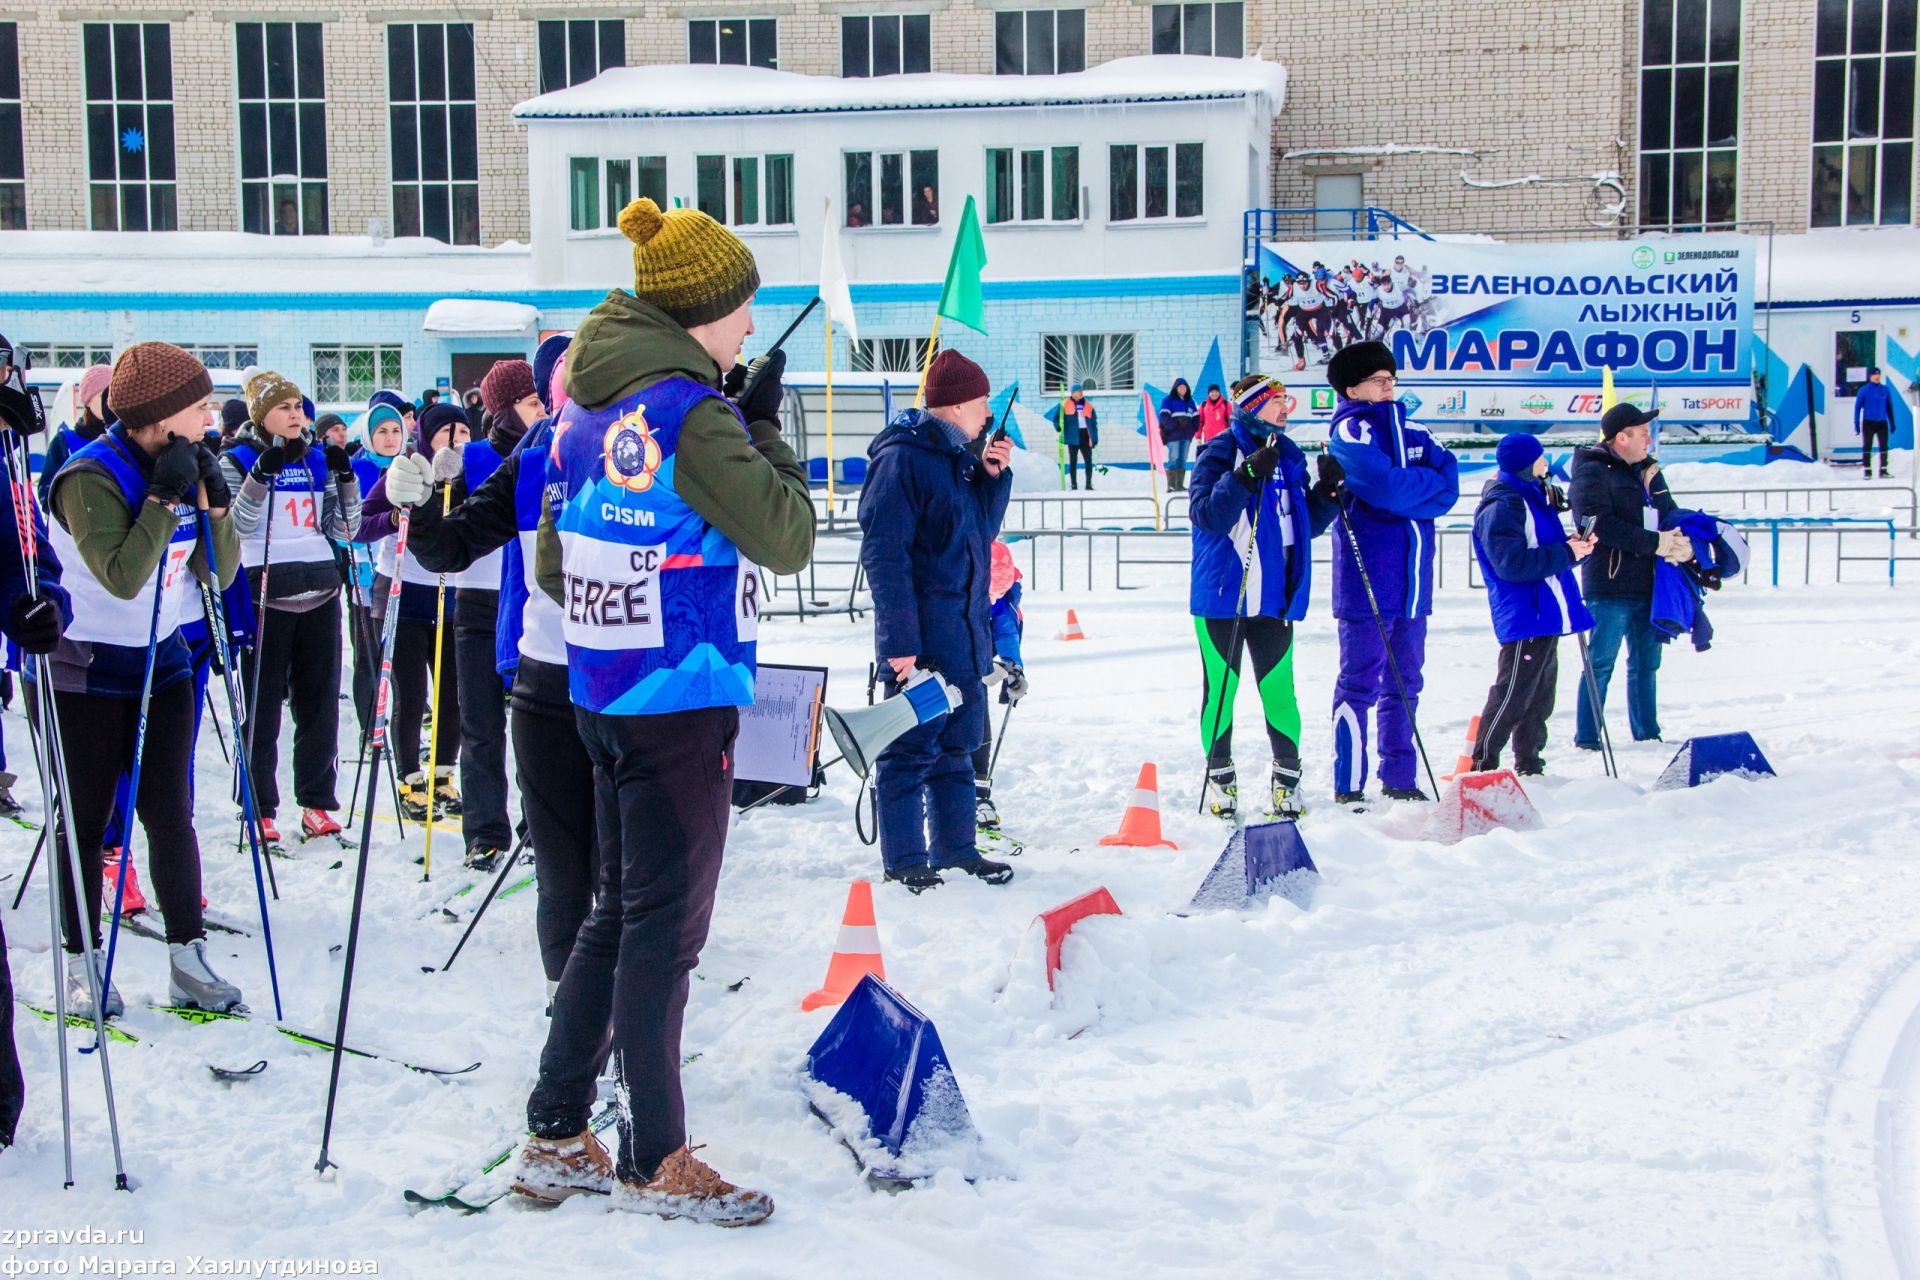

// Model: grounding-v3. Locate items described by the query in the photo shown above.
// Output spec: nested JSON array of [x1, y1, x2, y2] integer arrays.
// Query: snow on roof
[[1753, 226, 1920, 304], [423, 298, 540, 335], [514, 55, 1287, 121], [1, 230, 533, 297]]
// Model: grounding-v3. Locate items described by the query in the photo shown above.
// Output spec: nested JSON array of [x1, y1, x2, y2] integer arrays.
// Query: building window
[[538, 19, 624, 93], [312, 344, 404, 404], [180, 343, 260, 370], [0, 23, 22, 229], [1042, 333, 1135, 394], [235, 22, 327, 237], [841, 15, 930, 77], [986, 146, 1079, 223], [695, 153, 793, 227], [1813, 0, 1916, 227], [1109, 142, 1202, 221], [387, 23, 479, 245], [851, 336, 938, 373], [688, 18, 777, 68], [1638, 0, 1740, 229], [82, 23, 176, 231], [1312, 173, 1363, 234], [1149, 2, 1241, 57], [844, 149, 938, 226], [23, 343, 114, 369], [995, 9, 1086, 75]]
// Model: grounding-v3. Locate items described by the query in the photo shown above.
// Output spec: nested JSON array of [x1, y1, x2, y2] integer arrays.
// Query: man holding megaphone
[[857, 350, 1015, 893]]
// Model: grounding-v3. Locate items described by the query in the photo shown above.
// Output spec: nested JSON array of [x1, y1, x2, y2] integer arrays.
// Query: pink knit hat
[[77, 363, 112, 409]]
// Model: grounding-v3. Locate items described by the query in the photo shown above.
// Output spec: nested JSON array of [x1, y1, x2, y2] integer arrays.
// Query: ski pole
[[6, 430, 128, 1187], [421, 481, 453, 881], [96, 550, 168, 1016], [10, 823, 43, 910], [243, 471, 275, 766], [201, 679, 230, 763], [434, 829, 532, 974], [1574, 630, 1618, 780], [1197, 452, 1263, 814], [317, 490, 415, 1175], [986, 701, 1015, 786], [194, 491, 284, 1016], [201, 579, 278, 900], [1335, 506, 1441, 800]]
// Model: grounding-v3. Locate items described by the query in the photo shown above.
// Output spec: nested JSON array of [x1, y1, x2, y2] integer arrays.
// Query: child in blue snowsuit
[[1324, 341, 1459, 803]]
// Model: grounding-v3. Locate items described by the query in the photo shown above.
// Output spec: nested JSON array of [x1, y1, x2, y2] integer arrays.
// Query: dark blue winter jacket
[[1326, 397, 1459, 620], [1567, 443, 1677, 602], [1855, 380, 1894, 430], [1158, 391, 1200, 444], [858, 409, 1013, 680], [1651, 510, 1743, 651], [1188, 411, 1337, 620], [1471, 471, 1595, 644]]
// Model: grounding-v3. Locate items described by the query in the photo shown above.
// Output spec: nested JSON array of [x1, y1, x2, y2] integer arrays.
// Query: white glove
[[993, 658, 1028, 704], [432, 444, 464, 485], [385, 453, 433, 508]]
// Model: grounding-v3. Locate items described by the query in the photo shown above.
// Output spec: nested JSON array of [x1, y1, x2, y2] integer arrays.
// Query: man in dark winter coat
[[1855, 367, 1894, 478], [1468, 433, 1596, 774], [1568, 402, 1693, 749], [1324, 341, 1459, 805], [1158, 378, 1200, 491], [859, 349, 1016, 892]]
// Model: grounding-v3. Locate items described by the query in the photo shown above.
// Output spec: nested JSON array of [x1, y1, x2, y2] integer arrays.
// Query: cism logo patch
[[603, 407, 664, 493]]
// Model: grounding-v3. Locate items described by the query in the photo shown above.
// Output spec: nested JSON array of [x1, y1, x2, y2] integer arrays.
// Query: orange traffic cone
[[1054, 609, 1087, 641], [802, 880, 886, 1012], [104, 854, 147, 914], [1098, 763, 1178, 849], [1442, 715, 1482, 782]]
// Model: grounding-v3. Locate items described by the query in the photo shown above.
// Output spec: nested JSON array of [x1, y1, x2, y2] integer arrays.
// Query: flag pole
[[825, 311, 836, 508], [914, 314, 944, 410], [1057, 389, 1070, 491]]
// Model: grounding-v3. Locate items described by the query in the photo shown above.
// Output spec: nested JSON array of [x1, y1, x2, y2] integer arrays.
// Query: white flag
[[819, 199, 858, 345]]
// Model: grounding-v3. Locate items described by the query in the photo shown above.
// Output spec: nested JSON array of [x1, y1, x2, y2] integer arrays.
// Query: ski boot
[[1333, 790, 1369, 812], [949, 855, 1014, 886], [514, 1127, 615, 1204], [975, 792, 1001, 831], [884, 866, 944, 894], [300, 808, 342, 840], [1267, 766, 1304, 821], [0, 772, 21, 818], [258, 815, 283, 846], [1381, 786, 1430, 802], [1203, 767, 1238, 821], [399, 773, 436, 823], [103, 855, 147, 914], [464, 845, 503, 873], [432, 766, 463, 817], [66, 951, 124, 1020], [168, 939, 243, 1013], [610, 1144, 773, 1227]]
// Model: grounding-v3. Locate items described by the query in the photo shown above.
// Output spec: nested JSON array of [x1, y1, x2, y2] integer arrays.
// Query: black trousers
[[1470, 635, 1560, 773], [454, 590, 512, 852], [378, 611, 459, 780], [50, 681, 204, 950], [512, 658, 600, 983], [1066, 444, 1094, 489], [1862, 421, 1892, 470], [348, 598, 378, 738], [241, 594, 342, 815], [527, 704, 736, 1184], [0, 909, 19, 1147]]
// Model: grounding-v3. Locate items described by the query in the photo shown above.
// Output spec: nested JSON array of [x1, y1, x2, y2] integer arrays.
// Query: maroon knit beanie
[[108, 341, 212, 431], [480, 359, 536, 416], [922, 349, 990, 410]]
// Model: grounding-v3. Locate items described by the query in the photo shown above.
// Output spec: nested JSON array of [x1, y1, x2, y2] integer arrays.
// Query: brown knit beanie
[[245, 370, 303, 426], [617, 198, 760, 328], [922, 349, 990, 409], [108, 342, 212, 431], [480, 359, 536, 416]]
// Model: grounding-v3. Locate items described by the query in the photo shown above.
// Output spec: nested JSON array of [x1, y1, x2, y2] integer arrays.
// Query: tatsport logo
[[1310, 388, 1335, 411], [1521, 394, 1554, 415], [603, 407, 664, 493], [1682, 395, 1745, 411], [1632, 246, 1656, 269]]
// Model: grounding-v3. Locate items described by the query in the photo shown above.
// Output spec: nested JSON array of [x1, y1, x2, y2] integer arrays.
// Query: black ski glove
[[1234, 443, 1279, 493], [250, 435, 309, 483], [196, 443, 232, 509], [9, 596, 63, 655], [346, 439, 365, 458], [1312, 451, 1345, 502], [735, 349, 787, 427], [149, 437, 201, 505], [324, 443, 355, 478]]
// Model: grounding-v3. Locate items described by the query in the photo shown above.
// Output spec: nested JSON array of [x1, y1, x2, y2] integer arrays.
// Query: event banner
[[1249, 235, 1757, 423]]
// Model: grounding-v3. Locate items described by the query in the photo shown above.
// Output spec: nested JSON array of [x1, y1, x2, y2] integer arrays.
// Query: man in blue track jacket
[[1855, 366, 1894, 478], [1324, 342, 1459, 804]]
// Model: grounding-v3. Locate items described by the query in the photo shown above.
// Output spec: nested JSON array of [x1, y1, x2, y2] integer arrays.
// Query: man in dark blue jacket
[[1568, 403, 1693, 749], [1468, 433, 1595, 774], [1324, 342, 1459, 805], [1855, 367, 1894, 478], [1187, 374, 1340, 820], [858, 350, 1016, 892]]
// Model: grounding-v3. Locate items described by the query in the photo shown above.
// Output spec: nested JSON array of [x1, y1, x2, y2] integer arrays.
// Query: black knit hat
[[1327, 341, 1396, 396], [221, 398, 250, 433]]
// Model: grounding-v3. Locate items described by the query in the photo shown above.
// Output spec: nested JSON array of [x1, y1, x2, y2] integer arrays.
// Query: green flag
[[936, 195, 988, 334]]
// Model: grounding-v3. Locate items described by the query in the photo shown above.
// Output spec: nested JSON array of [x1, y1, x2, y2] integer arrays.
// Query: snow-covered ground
[[4, 547, 1920, 1278]]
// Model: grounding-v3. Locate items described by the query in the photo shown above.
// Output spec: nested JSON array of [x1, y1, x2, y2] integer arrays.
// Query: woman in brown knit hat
[[43, 341, 245, 1017]]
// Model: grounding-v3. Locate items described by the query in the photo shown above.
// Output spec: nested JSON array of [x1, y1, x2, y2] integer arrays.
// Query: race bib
[[559, 533, 666, 651]]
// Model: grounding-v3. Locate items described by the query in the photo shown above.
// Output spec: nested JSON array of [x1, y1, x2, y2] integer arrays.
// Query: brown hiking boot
[[610, 1144, 773, 1227], [512, 1127, 614, 1203]]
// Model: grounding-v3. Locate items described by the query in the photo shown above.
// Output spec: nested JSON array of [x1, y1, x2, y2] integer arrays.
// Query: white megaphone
[[822, 669, 964, 778]]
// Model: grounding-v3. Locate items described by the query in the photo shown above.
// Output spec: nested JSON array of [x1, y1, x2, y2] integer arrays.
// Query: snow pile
[[421, 299, 541, 336]]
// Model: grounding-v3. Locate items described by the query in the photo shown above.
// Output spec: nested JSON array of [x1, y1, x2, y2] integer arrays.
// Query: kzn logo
[[603, 406, 664, 493], [1521, 394, 1554, 415]]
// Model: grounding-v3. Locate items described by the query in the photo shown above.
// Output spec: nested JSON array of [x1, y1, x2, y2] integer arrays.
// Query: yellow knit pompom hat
[[617, 198, 761, 328]]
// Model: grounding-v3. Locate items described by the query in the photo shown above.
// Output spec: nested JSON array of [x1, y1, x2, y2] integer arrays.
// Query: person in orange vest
[[1048, 384, 1099, 490]]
